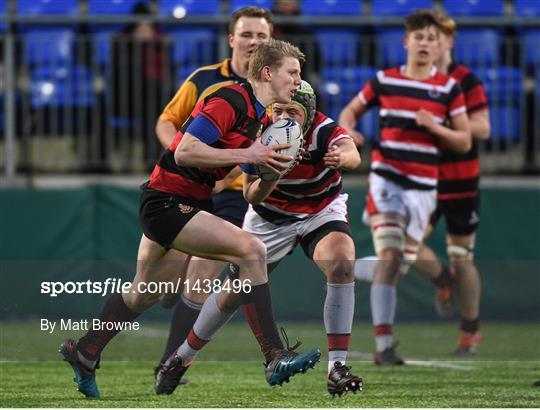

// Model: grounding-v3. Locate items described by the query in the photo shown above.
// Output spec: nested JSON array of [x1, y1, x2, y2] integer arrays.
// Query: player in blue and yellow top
[[59, 39, 321, 398], [154, 7, 274, 372]]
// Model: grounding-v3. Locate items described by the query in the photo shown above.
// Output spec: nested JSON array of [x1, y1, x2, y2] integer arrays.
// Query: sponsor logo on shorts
[[178, 204, 194, 214]]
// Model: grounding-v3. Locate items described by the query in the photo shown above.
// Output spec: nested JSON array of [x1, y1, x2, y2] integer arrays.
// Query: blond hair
[[247, 38, 305, 81], [431, 10, 457, 37]]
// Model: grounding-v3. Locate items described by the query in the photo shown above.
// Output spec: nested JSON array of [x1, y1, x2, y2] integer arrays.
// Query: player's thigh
[[172, 211, 265, 263], [242, 206, 298, 264]]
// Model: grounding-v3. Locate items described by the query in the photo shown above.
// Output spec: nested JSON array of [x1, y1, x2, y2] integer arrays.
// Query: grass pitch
[[1, 321, 539, 407]]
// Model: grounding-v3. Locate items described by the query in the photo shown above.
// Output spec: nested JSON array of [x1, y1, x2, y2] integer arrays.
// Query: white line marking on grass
[[348, 351, 473, 370]]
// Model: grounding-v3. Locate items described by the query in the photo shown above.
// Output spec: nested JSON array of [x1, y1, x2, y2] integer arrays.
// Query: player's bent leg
[[447, 233, 481, 356]]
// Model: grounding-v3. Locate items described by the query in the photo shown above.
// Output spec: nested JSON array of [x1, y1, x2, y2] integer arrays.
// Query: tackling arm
[[243, 172, 279, 205]]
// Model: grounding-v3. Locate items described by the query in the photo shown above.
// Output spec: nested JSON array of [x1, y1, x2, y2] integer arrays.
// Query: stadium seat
[[16, 0, 79, 15], [443, 0, 504, 16], [23, 29, 75, 66], [169, 29, 217, 66], [229, 0, 273, 13], [523, 30, 540, 68], [91, 29, 123, 67], [30, 65, 94, 107], [0, 0, 5, 31], [87, 0, 143, 15], [314, 30, 359, 66], [176, 65, 200, 87], [375, 29, 406, 68], [488, 105, 522, 141], [301, 0, 362, 15], [453, 29, 501, 67], [371, 0, 433, 16], [159, 0, 222, 16], [473, 67, 523, 105], [321, 66, 379, 140], [515, 0, 540, 17]]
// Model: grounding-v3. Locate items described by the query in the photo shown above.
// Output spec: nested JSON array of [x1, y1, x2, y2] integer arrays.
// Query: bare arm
[[155, 119, 179, 149], [243, 172, 279, 205], [175, 133, 293, 170], [323, 138, 361, 171], [469, 109, 490, 140], [338, 96, 369, 146], [416, 109, 471, 153]]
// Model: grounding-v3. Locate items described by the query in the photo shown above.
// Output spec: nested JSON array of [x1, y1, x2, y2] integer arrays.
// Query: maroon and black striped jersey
[[359, 66, 466, 190], [253, 111, 352, 223], [148, 83, 267, 201], [438, 64, 489, 200]]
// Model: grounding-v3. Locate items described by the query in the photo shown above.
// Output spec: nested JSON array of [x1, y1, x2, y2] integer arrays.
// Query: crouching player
[[154, 81, 363, 397]]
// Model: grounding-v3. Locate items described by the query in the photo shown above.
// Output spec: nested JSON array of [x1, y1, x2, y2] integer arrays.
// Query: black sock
[[241, 282, 283, 363], [432, 265, 452, 288], [160, 296, 202, 363], [78, 294, 140, 360], [460, 318, 480, 333]]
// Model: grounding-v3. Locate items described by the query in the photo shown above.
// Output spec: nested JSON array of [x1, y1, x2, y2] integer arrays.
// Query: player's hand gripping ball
[[255, 118, 304, 181]]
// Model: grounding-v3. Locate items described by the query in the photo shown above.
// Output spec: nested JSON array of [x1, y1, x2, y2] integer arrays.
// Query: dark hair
[[229, 6, 274, 35], [404, 10, 441, 33]]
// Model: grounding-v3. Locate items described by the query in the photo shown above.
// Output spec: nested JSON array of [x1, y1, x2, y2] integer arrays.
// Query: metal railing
[[1, 18, 539, 177]]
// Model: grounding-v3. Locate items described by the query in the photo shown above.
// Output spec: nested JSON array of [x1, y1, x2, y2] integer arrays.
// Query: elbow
[[460, 132, 472, 153], [174, 147, 187, 166], [477, 123, 491, 141]]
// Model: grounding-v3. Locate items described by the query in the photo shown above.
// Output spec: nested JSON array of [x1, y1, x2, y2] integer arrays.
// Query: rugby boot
[[453, 331, 481, 358], [327, 361, 363, 397], [59, 339, 100, 398], [155, 355, 192, 395], [374, 343, 405, 366], [265, 328, 321, 386]]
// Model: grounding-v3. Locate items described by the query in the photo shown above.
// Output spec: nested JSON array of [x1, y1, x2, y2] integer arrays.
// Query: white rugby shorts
[[362, 173, 436, 242], [243, 194, 349, 264]]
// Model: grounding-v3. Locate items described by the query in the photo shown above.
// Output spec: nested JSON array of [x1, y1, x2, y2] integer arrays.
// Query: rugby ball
[[255, 119, 304, 181]]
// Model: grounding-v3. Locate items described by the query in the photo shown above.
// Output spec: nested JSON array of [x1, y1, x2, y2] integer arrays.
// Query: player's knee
[[239, 235, 267, 262], [326, 259, 355, 283]]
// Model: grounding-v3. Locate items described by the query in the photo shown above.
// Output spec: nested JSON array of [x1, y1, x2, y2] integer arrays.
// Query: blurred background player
[[154, 81, 363, 397], [413, 10, 490, 356], [154, 6, 273, 375], [60, 39, 321, 398], [339, 11, 471, 365], [352, 10, 491, 358]]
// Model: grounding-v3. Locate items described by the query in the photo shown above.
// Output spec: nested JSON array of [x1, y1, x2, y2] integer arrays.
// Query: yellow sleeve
[[159, 80, 199, 129]]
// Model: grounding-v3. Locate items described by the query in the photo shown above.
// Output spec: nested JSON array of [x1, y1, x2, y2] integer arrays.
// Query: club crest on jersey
[[178, 204, 193, 214], [428, 87, 441, 99]]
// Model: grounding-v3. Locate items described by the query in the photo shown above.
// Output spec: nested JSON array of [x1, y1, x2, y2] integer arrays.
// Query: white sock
[[354, 256, 377, 282], [324, 282, 355, 373], [370, 283, 396, 352], [175, 292, 236, 363]]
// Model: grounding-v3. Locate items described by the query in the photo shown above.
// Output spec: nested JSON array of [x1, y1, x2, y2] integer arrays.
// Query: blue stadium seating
[[376, 29, 406, 68], [301, 0, 362, 15], [321, 66, 379, 140], [473, 67, 523, 105], [488, 105, 522, 141], [453, 29, 501, 66], [91, 28, 123, 67], [514, 0, 540, 17], [443, 0, 504, 16], [523, 30, 540, 68], [159, 0, 222, 16], [229, 0, 273, 13], [87, 0, 143, 15], [169, 28, 217, 66], [0, 0, 6, 31], [23, 29, 75, 66], [371, 0, 433, 16], [176, 65, 200, 86], [17, 0, 79, 15], [30, 65, 94, 107], [314, 30, 359, 66]]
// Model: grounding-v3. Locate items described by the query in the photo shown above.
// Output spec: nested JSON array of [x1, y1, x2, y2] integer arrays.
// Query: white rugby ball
[[255, 119, 303, 181]]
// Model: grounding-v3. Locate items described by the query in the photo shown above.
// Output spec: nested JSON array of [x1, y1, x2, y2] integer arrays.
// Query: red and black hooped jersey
[[253, 112, 352, 224], [438, 64, 489, 200], [148, 83, 267, 201], [359, 66, 466, 190]]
